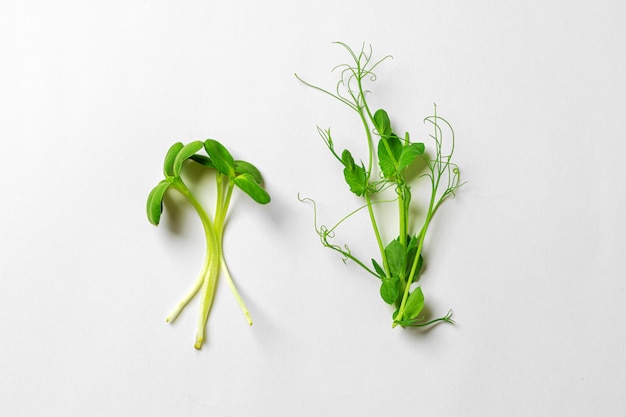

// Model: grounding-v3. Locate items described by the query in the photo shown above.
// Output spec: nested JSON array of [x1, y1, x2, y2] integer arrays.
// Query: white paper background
[[2, 1, 625, 416]]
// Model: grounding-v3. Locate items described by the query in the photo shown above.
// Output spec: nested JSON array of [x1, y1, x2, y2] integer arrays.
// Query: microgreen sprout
[[296, 43, 463, 328], [147, 139, 270, 349]]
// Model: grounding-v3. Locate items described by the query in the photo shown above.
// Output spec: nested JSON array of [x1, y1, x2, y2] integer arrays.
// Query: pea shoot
[[296, 43, 463, 328], [147, 139, 270, 349]]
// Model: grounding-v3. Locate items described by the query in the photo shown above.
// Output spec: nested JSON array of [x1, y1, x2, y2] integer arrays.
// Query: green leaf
[[405, 235, 423, 281], [189, 154, 214, 168], [234, 173, 271, 204], [163, 142, 184, 177], [398, 142, 425, 171], [407, 234, 418, 252], [377, 135, 402, 178], [343, 165, 367, 196], [234, 160, 263, 184], [341, 149, 367, 196], [403, 287, 425, 320], [173, 141, 204, 177], [380, 276, 400, 304], [385, 239, 406, 278], [371, 259, 385, 279], [146, 180, 171, 225], [341, 149, 355, 169], [373, 109, 391, 137], [204, 139, 235, 177], [410, 254, 424, 283]]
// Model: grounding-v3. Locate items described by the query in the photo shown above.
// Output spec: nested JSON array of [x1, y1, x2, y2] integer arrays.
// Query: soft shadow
[[162, 191, 191, 235], [161, 161, 216, 235], [403, 149, 431, 184]]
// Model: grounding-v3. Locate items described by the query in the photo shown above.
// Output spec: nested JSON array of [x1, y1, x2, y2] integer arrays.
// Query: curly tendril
[[297, 193, 391, 278], [296, 42, 392, 116], [297, 43, 464, 329], [396, 309, 456, 327], [419, 107, 466, 216]]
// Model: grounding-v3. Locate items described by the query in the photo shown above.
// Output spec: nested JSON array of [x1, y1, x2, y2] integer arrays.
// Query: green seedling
[[296, 43, 463, 328], [147, 139, 270, 349]]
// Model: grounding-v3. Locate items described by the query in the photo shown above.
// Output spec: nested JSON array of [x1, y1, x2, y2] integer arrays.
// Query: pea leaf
[[146, 180, 171, 225], [405, 235, 424, 281], [343, 165, 367, 196], [377, 135, 402, 178], [204, 139, 235, 177], [403, 287, 425, 320], [373, 109, 392, 137], [410, 254, 424, 283], [398, 142, 425, 171], [407, 234, 418, 252], [341, 149, 367, 196], [371, 259, 385, 279], [234, 173, 271, 204], [385, 239, 406, 278], [341, 149, 355, 169], [235, 160, 263, 184], [173, 141, 204, 177], [163, 142, 184, 177], [380, 276, 400, 304]]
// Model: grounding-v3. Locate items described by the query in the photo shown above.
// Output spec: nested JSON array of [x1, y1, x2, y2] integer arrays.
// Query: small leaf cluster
[[147, 139, 270, 349], [148, 140, 269, 226], [297, 43, 463, 328]]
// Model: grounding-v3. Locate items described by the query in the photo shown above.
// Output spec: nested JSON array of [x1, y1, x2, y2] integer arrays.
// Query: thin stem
[[215, 178, 234, 240], [394, 106, 461, 325], [398, 186, 407, 247], [299, 194, 387, 278], [395, 212, 431, 323], [195, 255, 219, 349], [169, 179, 221, 350], [364, 191, 387, 274], [396, 179, 438, 322], [294, 73, 358, 111], [221, 254, 253, 325], [325, 197, 398, 235], [356, 105, 388, 276], [357, 108, 375, 179], [164, 181, 217, 326], [214, 177, 253, 324], [165, 265, 205, 323]]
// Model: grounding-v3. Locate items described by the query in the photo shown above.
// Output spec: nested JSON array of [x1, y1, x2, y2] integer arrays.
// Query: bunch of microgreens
[[147, 139, 270, 349], [296, 42, 463, 328]]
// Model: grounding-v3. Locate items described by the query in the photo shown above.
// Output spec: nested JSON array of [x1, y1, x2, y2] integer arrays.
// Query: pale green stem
[[214, 177, 253, 324], [169, 179, 221, 350], [214, 175, 233, 238], [164, 181, 217, 326], [165, 262, 205, 323], [195, 255, 219, 349], [220, 254, 253, 325]]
